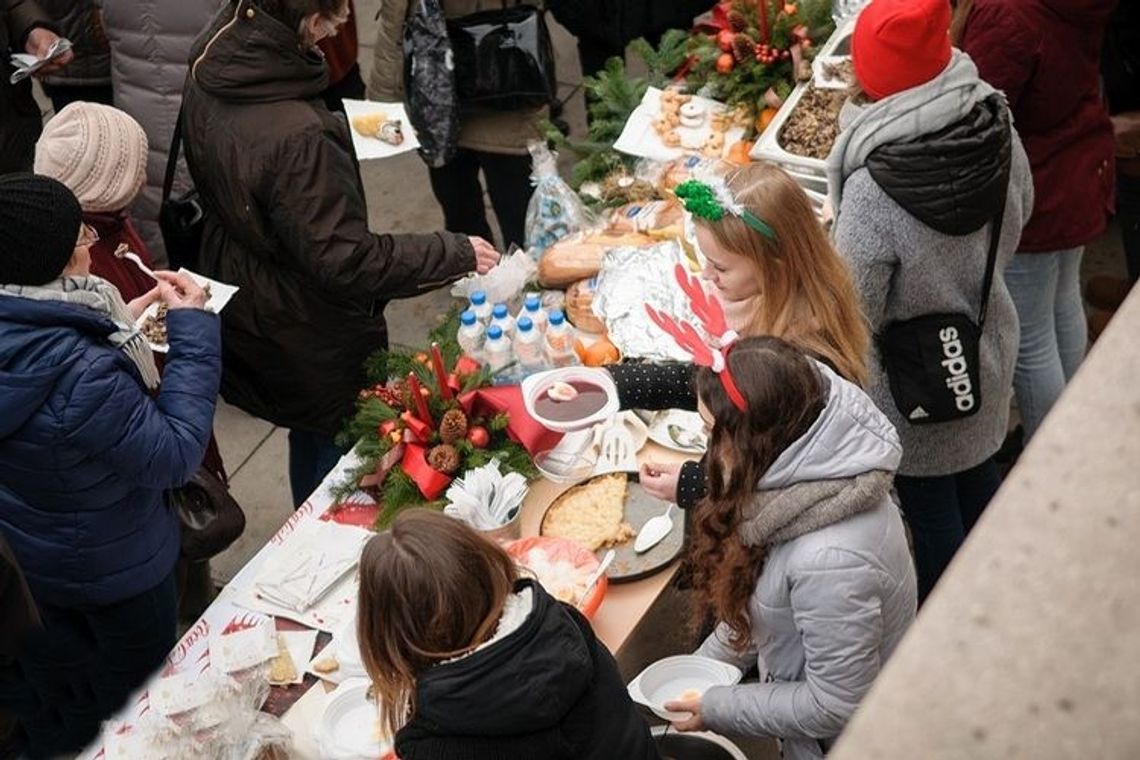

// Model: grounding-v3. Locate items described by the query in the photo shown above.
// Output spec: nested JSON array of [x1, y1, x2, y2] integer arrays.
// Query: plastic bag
[[525, 141, 595, 255], [404, 0, 460, 168], [451, 245, 537, 309]]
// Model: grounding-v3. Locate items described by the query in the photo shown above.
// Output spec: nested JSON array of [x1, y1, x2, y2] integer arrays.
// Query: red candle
[[430, 342, 453, 401], [406, 372, 433, 427], [759, 0, 770, 44]]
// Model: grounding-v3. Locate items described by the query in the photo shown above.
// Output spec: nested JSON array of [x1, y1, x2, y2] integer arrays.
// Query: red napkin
[[459, 385, 562, 455], [401, 444, 453, 501]]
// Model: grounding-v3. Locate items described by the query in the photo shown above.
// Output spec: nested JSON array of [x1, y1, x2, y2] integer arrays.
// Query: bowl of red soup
[[522, 368, 619, 433]]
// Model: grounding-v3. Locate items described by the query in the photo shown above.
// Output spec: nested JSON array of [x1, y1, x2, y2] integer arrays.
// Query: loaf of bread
[[537, 231, 655, 287], [565, 278, 606, 334]]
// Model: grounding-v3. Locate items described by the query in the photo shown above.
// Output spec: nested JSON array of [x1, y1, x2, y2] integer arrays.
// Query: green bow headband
[[674, 179, 778, 241]]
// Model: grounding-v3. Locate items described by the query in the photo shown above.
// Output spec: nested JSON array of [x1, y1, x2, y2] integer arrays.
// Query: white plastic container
[[543, 309, 577, 368], [513, 316, 547, 373], [750, 21, 855, 203], [457, 309, 485, 358], [489, 303, 516, 339], [468, 290, 492, 324], [520, 367, 619, 433], [627, 655, 744, 722], [519, 292, 548, 333], [482, 324, 514, 374], [317, 678, 393, 760]]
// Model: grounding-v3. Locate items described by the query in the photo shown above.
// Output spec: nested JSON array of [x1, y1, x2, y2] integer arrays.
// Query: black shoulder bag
[[878, 199, 1006, 425], [158, 106, 206, 271], [446, 1, 556, 111]]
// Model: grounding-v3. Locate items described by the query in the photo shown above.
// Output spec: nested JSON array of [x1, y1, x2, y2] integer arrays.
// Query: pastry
[[351, 112, 387, 138], [378, 119, 404, 146], [542, 473, 634, 551], [312, 655, 340, 674], [679, 102, 706, 129], [662, 131, 682, 148], [268, 635, 298, 685]]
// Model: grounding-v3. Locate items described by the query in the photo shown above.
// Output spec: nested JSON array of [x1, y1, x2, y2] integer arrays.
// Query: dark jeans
[[288, 429, 345, 508], [895, 458, 1001, 604], [0, 571, 178, 758], [428, 149, 534, 250], [1118, 172, 1140, 284], [320, 63, 366, 114], [41, 83, 114, 113]]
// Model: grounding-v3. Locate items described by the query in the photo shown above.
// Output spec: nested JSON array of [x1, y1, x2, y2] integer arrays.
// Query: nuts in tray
[[778, 84, 847, 160], [141, 304, 169, 345], [820, 59, 855, 86]]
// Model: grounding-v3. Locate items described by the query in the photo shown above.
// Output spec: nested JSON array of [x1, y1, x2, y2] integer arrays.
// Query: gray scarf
[[0, 276, 161, 390], [825, 50, 999, 231], [738, 470, 894, 548]]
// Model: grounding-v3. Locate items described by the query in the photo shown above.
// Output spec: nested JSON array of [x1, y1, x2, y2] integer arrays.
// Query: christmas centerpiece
[[332, 321, 547, 529]]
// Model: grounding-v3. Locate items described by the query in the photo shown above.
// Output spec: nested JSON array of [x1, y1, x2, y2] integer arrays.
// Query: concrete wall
[[829, 289, 1140, 759]]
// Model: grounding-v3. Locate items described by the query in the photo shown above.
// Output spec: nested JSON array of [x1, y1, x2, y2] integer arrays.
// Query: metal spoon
[[634, 503, 674, 554]]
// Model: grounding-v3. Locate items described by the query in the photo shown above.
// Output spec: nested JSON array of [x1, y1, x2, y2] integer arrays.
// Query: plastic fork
[[113, 244, 158, 281], [597, 415, 638, 472]]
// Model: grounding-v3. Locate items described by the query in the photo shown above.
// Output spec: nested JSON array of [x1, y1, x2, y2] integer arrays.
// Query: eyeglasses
[[76, 223, 99, 248]]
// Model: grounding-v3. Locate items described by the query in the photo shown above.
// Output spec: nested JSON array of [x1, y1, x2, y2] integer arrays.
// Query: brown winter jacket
[[182, 0, 476, 436], [368, 0, 546, 156], [0, 0, 53, 173]]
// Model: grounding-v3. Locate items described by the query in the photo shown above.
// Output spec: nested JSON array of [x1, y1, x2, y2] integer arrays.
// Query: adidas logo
[[909, 406, 929, 420], [939, 327, 976, 413]]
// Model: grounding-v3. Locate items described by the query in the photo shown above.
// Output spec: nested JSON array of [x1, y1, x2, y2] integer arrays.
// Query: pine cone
[[732, 34, 757, 63], [427, 444, 461, 475], [727, 9, 747, 32], [439, 408, 469, 444]]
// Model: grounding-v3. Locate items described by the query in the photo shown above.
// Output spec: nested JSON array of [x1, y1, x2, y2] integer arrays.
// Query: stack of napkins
[[254, 522, 368, 613], [444, 459, 529, 531]]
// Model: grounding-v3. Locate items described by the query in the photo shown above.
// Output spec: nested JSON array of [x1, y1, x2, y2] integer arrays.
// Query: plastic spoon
[[577, 550, 615, 606], [634, 503, 674, 554]]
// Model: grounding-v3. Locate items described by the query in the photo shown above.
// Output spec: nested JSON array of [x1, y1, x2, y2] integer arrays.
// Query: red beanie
[[852, 0, 953, 101]]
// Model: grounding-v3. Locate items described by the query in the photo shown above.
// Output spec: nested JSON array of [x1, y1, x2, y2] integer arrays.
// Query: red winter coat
[[960, 0, 1117, 252]]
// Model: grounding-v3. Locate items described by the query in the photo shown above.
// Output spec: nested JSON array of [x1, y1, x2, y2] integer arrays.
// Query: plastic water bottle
[[482, 325, 514, 374], [544, 309, 577, 367], [457, 309, 485, 358], [513, 316, 547, 374], [469, 290, 492, 324], [490, 303, 516, 339], [519, 293, 548, 334]]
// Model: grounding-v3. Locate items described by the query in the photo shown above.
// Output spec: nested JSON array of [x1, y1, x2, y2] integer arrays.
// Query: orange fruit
[[727, 140, 754, 165], [716, 53, 735, 75], [756, 106, 779, 133], [574, 337, 621, 367]]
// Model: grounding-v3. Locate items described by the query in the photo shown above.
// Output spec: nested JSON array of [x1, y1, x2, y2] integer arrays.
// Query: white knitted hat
[[34, 102, 148, 214]]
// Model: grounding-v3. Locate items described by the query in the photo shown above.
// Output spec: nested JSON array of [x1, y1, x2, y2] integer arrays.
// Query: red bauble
[[716, 29, 736, 52], [467, 426, 490, 448]]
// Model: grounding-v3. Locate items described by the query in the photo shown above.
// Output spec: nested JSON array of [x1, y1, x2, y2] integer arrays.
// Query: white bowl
[[521, 368, 620, 433], [316, 678, 392, 760], [628, 655, 743, 721]]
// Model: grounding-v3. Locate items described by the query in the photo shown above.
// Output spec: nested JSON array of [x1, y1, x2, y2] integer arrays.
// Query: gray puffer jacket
[[99, 0, 220, 265], [829, 51, 1034, 477], [697, 363, 917, 760]]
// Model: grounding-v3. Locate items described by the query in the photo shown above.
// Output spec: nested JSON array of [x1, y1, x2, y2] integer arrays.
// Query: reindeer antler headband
[[645, 265, 748, 412]]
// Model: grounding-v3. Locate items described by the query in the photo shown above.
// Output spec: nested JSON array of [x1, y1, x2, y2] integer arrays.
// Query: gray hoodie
[[697, 364, 917, 760]]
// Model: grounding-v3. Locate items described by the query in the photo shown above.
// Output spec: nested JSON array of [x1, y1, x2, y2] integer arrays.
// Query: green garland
[[331, 308, 537, 530], [675, 180, 727, 221]]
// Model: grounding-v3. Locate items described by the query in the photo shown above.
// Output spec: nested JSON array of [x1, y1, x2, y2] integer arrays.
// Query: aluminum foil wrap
[[591, 240, 699, 362]]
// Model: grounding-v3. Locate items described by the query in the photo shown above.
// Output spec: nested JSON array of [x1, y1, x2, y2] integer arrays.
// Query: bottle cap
[[492, 303, 509, 319], [517, 316, 533, 332], [487, 325, 503, 340], [460, 310, 477, 326], [524, 294, 541, 311], [548, 309, 565, 326], [470, 290, 487, 306]]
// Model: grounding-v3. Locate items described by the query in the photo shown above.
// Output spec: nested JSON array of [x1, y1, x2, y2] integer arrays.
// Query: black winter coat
[[182, 0, 475, 435], [0, 0, 53, 174], [396, 580, 660, 760]]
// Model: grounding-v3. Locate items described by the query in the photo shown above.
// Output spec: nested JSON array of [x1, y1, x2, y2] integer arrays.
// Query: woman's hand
[[640, 461, 681, 502], [25, 28, 74, 75], [155, 271, 208, 310], [664, 693, 705, 732], [470, 236, 501, 275], [127, 286, 161, 320]]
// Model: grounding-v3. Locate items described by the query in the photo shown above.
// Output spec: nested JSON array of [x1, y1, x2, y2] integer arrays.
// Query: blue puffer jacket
[[0, 295, 221, 608]]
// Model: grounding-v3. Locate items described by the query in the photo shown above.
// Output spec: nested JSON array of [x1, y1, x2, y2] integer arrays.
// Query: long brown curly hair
[[689, 336, 827, 650]]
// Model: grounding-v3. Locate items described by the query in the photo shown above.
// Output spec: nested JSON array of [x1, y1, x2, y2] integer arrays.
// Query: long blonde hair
[[696, 163, 870, 386], [357, 510, 518, 739]]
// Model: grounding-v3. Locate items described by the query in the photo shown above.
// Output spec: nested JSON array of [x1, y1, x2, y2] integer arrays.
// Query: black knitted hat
[[0, 174, 83, 286]]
